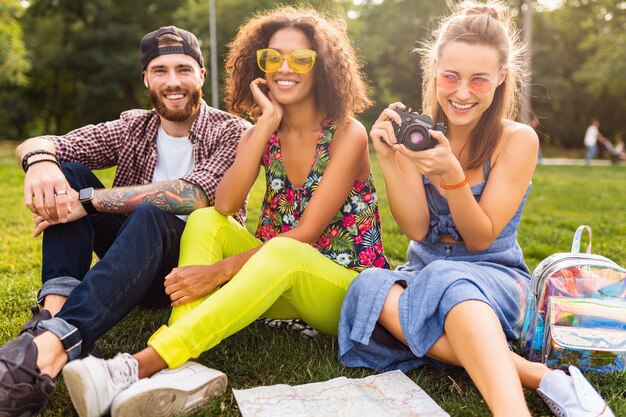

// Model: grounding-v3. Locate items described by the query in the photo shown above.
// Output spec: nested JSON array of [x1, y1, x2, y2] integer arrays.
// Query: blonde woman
[[338, 2, 614, 416]]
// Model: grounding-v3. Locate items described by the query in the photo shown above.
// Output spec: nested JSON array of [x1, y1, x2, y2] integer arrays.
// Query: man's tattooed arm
[[92, 179, 209, 215]]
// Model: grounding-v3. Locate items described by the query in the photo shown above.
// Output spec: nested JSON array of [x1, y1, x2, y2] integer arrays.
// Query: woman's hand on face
[[396, 129, 461, 177], [369, 102, 406, 161], [250, 78, 283, 129], [164, 263, 231, 307]]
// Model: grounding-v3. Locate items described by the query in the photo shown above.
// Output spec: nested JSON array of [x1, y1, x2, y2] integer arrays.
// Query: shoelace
[[20, 307, 41, 333], [0, 355, 47, 389], [107, 353, 138, 389]]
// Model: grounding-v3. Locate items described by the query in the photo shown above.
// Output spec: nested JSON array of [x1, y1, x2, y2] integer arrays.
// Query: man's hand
[[24, 162, 72, 223], [164, 262, 234, 307], [32, 188, 87, 237]]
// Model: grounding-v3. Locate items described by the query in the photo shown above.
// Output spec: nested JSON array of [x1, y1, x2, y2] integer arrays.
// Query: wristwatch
[[78, 187, 97, 215]]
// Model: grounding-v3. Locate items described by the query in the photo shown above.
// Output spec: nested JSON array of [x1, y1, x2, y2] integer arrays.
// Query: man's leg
[[26, 163, 126, 323], [2, 162, 127, 417], [2, 201, 184, 416], [585, 145, 598, 164], [37, 204, 185, 365]]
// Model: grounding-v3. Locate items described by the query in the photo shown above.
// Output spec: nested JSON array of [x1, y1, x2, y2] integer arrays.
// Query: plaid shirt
[[44, 100, 250, 223]]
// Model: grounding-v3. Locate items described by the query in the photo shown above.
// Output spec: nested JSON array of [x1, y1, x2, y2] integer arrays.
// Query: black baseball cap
[[140, 26, 204, 69]]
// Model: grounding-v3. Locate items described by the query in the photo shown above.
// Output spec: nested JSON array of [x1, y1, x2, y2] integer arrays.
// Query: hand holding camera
[[391, 108, 447, 152], [371, 103, 462, 181]]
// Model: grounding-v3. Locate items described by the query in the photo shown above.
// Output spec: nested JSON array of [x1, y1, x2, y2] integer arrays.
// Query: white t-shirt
[[584, 125, 599, 147], [152, 126, 195, 220]]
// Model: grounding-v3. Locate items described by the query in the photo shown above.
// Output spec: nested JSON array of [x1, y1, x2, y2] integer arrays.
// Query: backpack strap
[[571, 225, 592, 254]]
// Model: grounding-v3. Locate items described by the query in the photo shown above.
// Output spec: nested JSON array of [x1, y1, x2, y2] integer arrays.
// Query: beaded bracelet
[[440, 175, 469, 191], [24, 158, 61, 173], [22, 149, 56, 172]]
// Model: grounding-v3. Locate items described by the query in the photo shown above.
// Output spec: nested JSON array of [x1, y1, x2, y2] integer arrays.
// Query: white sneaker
[[63, 353, 138, 417], [537, 366, 615, 417], [111, 361, 227, 417]]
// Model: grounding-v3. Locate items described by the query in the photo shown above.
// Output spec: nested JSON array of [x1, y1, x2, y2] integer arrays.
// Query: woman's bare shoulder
[[491, 120, 539, 168], [502, 119, 538, 145]]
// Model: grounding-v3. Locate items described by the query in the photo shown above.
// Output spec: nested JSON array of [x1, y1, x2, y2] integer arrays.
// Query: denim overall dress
[[338, 161, 532, 372]]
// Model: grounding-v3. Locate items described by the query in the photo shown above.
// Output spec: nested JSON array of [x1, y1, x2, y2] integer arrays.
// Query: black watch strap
[[81, 200, 97, 216]]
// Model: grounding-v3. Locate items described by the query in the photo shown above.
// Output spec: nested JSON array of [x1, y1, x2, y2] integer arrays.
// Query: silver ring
[[55, 190, 67, 196]]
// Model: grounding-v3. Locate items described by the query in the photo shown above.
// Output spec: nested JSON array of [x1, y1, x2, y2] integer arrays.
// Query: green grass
[[1, 143, 625, 416]]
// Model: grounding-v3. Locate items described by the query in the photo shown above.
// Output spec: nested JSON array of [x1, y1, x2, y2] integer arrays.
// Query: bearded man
[[0, 26, 250, 417]]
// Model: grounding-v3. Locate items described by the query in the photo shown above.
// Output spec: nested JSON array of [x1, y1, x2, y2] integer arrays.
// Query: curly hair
[[417, 0, 528, 169], [225, 5, 372, 122]]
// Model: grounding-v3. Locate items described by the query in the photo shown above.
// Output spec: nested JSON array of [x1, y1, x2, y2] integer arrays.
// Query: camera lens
[[408, 130, 425, 146], [402, 126, 430, 151]]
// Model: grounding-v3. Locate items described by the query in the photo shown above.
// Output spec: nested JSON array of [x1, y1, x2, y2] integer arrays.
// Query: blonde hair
[[419, 0, 527, 169]]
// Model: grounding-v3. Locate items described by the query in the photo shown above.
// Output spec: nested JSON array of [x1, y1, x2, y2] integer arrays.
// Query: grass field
[[0, 142, 624, 416]]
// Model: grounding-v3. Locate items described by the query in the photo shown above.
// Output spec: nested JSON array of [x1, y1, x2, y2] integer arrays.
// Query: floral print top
[[255, 119, 390, 272]]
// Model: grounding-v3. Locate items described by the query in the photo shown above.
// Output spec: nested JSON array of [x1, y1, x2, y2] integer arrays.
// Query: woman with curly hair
[[62, 5, 389, 417]]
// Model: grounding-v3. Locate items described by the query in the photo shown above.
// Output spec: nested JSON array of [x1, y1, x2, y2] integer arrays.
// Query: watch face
[[79, 187, 94, 202]]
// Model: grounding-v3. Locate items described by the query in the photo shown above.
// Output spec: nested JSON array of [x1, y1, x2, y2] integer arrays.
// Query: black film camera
[[391, 108, 447, 152]]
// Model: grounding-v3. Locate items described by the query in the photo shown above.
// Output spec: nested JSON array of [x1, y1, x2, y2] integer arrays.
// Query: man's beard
[[149, 86, 202, 122]]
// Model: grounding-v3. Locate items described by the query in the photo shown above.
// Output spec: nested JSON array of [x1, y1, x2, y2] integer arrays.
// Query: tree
[[9, 0, 624, 147], [0, 0, 29, 86], [0, 0, 31, 139], [15, 0, 341, 137], [530, 0, 625, 148], [345, 0, 448, 127], [18, 0, 186, 136]]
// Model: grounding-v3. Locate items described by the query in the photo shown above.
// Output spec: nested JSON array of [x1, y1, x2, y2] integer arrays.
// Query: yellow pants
[[148, 208, 358, 368]]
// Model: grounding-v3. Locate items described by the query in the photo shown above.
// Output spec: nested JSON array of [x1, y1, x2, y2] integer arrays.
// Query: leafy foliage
[[0, 0, 30, 87], [530, 0, 625, 147], [15, 0, 184, 136], [0, 0, 31, 140], [3, 0, 624, 147], [345, 0, 448, 125]]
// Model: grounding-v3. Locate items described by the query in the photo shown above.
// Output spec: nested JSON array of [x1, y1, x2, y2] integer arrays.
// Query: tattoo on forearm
[[96, 180, 208, 214]]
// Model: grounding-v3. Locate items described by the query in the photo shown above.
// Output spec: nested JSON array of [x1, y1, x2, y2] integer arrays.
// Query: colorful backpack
[[520, 225, 626, 372]]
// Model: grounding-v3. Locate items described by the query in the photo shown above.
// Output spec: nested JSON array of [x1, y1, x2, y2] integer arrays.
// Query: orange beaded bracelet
[[440, 175, 469, 190]]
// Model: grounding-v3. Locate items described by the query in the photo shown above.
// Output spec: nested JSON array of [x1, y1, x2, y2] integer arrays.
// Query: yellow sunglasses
[[256, 48, 317, 74]]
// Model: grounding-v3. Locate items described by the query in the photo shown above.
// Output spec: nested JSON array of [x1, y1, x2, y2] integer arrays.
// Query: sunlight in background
[[347, 0, 565, 19], [537, 0, 565, 10], [19, 0, 571, 13]]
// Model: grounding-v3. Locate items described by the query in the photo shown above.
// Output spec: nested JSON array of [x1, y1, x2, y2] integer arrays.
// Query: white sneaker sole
[[112, 370, 227, 417], [63, 359, 104, 417]]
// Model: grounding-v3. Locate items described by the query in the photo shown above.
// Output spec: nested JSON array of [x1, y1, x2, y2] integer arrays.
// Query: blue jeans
[[36, 163, 185, 360], [585, 144, 598, 163]]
